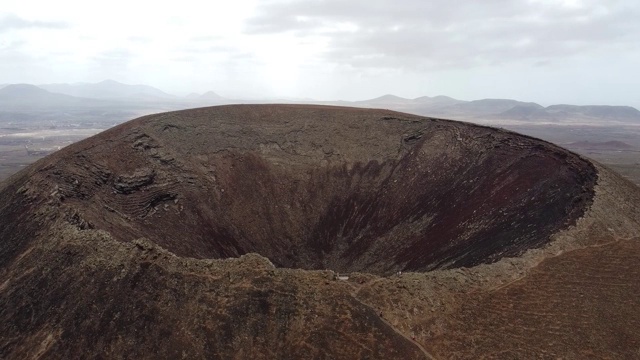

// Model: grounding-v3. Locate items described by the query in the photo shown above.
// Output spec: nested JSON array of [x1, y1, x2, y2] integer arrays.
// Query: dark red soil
[[425, 237, 640, 358]]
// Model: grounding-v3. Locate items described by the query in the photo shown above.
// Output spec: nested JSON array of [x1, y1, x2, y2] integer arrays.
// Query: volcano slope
[[0, 104, 639, 359]]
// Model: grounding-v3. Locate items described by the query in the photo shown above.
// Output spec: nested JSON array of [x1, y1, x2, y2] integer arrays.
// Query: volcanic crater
[[3, 105, 596, 275], [3, 104, 640, 359]]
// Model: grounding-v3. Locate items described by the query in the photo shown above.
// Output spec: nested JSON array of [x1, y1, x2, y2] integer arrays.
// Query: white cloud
[[0, 0, 639, 106], [246, 0, 640, 70]]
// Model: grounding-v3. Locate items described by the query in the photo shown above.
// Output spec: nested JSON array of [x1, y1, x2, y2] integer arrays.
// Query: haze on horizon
[[1, 0, 639, 107]]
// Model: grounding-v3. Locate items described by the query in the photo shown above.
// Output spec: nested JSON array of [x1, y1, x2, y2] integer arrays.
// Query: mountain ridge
[[2, 80, 639, 123], [348, 95, 640, 123], [39, 79, 176, 101], [0, 84, 105, 108]]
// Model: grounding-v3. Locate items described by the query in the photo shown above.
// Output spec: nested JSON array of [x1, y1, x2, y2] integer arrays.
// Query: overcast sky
[[1, 0, 639, 106]]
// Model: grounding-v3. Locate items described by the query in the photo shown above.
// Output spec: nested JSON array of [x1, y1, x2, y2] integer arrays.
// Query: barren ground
[[0, 105, 639, 359]]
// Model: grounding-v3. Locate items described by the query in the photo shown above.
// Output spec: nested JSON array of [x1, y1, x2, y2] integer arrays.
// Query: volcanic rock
[[1, 104, 639, 359]]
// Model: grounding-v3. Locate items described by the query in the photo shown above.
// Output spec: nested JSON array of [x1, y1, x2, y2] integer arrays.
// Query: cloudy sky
[[1, 0, 639, 106]]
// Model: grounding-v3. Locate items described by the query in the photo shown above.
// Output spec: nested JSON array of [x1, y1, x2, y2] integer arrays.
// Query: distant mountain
[[495, 103, 555, 121], [348, 95, 640, 124], [39, 80, 175, 101], [200, 91, 225, 101], [356, 94, 415, 105], [434, 99, 542, 117], [2, 80, 639, 124], [351, 95, 466, 116], [490, 104, 640, 123], [546, 105, 640, 120], [0, 84, 102, 108], [413, 95, 465, 107], [356, 94, 464, 108], [184, 90, 227, 105]]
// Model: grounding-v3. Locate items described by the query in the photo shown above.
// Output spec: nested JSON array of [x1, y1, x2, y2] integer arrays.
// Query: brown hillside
[[1, 104, 638, 359]]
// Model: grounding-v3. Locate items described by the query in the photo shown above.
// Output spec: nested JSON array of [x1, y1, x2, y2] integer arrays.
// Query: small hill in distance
[[185, 90, 227, 103]]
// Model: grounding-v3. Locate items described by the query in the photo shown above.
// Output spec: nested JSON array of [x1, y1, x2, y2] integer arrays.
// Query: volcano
[[1, 105, 639, 359]]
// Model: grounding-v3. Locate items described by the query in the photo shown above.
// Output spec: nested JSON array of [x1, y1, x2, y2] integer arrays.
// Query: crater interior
[[12, 105, 596, 275]]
